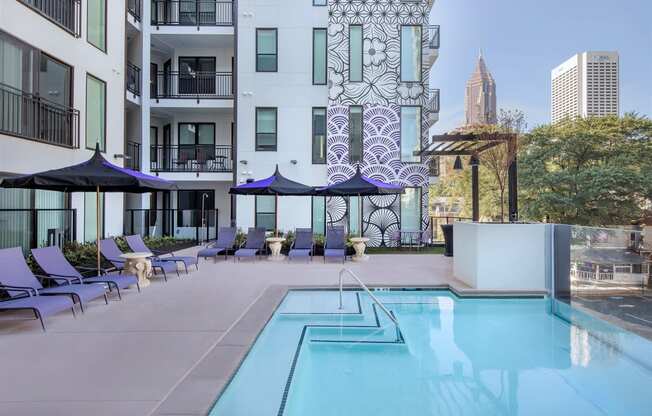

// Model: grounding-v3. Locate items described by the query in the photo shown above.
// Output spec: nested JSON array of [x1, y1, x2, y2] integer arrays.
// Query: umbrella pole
[[359, 194, 362, 238], [275, 194, 278, 238], [96, 185, 101, 275]]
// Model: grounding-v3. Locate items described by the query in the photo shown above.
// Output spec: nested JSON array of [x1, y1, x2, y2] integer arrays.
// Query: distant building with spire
[[465, 51, 497, 125]]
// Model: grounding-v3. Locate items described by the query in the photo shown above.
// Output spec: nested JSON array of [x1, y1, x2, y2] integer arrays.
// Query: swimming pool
[[210, 290, 652, 415]]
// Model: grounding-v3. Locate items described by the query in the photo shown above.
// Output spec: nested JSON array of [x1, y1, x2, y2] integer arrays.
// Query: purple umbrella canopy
[[315, 166, 404, 196], [0, 144, 176, 193], [229, 165, 314, 196]]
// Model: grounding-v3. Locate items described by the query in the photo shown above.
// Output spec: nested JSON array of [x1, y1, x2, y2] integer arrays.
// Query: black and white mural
[[327, 0, 433, 246]]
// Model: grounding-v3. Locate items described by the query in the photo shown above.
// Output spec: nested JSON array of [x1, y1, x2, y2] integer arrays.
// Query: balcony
[[151, 0, 233, 27], [0, 83, 80, 148], [127, 0, 142, 22], [152, 71, 233, 101], [425, 25, 440, 69], [127, 63, 142, 97], [18, 0, 81, 37], [150, 145, 233, 173], [126, 141, 141, 170], [427, 88, 440, 126]]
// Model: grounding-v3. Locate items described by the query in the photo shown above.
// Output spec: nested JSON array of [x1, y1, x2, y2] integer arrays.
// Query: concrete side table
[[350, 237, 370, 262], [120, 252, 153, 288], [266, 237, 286, 262]]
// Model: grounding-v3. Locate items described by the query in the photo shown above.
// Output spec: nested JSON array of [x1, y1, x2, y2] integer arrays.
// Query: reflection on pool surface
[[210, 290, 652, 415]]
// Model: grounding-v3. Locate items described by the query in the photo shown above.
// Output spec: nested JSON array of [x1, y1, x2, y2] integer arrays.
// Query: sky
[[428, 0, 652, 133]]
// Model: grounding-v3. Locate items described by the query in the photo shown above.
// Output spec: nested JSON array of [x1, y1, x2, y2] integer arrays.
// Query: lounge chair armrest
[[76, 266, 113, 276], [0, 284, 37, 296], [44, 273, 84, 283], [36, 274, 75, 285]]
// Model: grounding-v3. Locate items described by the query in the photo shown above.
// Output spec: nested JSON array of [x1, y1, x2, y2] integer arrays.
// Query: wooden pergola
[[416, 132, 519, 222]]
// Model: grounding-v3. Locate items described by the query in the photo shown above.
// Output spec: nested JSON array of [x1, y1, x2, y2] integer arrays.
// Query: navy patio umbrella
[[315, 166, 403, 237], [229, 165, 314, 236], [1, 144, 176, 273]]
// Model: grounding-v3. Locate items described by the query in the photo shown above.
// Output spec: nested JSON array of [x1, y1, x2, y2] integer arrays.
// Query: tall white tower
[[551, 51, 619, 123]]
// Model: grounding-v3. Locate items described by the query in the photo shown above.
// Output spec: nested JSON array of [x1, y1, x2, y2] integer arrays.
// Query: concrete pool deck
[[0, 249, 542, 416]]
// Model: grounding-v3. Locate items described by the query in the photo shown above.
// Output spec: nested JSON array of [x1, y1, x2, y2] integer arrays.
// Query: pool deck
[[0, 248, 542, 416]]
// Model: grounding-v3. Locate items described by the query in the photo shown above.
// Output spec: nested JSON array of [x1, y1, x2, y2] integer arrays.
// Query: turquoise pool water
[[210, 290, 652, 415]]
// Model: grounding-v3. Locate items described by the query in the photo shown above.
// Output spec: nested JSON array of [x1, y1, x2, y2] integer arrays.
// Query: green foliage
[[519, 114, 652, 225]]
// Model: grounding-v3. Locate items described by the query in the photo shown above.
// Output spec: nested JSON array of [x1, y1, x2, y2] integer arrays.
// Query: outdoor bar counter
[[453, 222, 551, 291]]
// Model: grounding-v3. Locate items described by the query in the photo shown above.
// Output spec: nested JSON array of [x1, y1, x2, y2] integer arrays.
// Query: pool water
[[210, 290, 652, 415]]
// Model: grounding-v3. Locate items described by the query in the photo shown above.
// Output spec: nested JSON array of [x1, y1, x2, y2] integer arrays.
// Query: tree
[[519, 114, 652, 225], [430, 109, 525, 222]]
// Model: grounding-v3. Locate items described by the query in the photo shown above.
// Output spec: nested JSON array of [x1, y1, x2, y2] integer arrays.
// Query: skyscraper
[[551, 51, 619, 123], [465, 51, 497, 126]]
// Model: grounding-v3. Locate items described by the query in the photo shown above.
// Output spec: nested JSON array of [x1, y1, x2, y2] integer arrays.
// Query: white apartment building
[[551, 51, 619, 123], [0, 0, 125, 250], [1, 0, 440, 251]]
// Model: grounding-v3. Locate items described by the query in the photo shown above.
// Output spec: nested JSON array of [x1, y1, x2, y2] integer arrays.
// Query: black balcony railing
[[428, 25, 440, 49], [126, 141, 141, 170], [125, 209, 218, 242], [152, 71, 233, 99], [18, 0, 81, 37], [0, 83, 80, 148], [0, 208, 76, 253], [151, 0, 233, 26], [429, 88, 441, 114], [127, 63, 142, 96], [127, 0, 142, 22], [150, 144, 233, 172]]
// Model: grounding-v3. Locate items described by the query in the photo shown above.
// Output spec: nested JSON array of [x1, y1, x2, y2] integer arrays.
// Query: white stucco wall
[[453, 222, 551, 291], [235, 0, 328, 232], [0, 1, 126, 240]]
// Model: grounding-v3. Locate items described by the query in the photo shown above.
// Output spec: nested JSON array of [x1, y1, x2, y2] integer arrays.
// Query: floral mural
[[327, 0, 434, 246]]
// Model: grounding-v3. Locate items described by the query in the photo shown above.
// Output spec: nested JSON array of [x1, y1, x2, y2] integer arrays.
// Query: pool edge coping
[[154, 284, 548, 415]]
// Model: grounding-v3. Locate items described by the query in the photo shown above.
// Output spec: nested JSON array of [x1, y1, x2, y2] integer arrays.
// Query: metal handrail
[[338, 268, 400, 328]]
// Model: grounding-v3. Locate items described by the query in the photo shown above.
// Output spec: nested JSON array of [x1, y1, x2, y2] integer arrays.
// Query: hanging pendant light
[[453, 156, 463, 170], [469, 155, 480, 167]]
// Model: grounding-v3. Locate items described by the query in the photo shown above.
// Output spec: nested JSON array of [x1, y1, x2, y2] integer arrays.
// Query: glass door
[[179, 57, 215, 95]]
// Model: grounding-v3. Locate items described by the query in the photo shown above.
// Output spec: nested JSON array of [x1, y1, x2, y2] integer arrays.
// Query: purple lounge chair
[[0, 293, 74, 331], [0, 247, 108, 314], [125, 234, 198, 274], [32, 246, 139, 300], [234, 228, 266, 261], [288, 228, 314, 262], [100, 238, 178, 282], [324, 227, 346, 263], [197, 227, 237, 261]]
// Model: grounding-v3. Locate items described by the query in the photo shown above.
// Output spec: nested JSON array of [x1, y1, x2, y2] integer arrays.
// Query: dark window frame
[[255, 107, 278, 152], [349, 25, 363, 82], [399, 186, 423, 234], [256, 28, 278, 72], [348, 105, 363, 163], [400, 24, 423, 83], [255, 195, 277, 231], [312, 28, 327, 85], [312, 107, 327, 164], [86, 0, 108, 54], [399, 105, 422, 163], [85, 72, 107, 152]]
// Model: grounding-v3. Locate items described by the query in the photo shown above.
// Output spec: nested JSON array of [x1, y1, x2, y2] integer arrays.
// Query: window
[[178, 123, 215, 162], [177, 190, 214, 228], [178, 57, 216, 95], [312, 107, 327, 164], [150, 126, 158, 162], [400, 187, 421, 236], [313, 28, 327, 85], [349, 25, 363, 82], [313, 0, 327, 5], [255, 196, 276, 231], [400, 106, 421, 162], [84, 192, 104, 242], [400, 25, 421, 82], [87, 0, 106, 52], [256, 108, 277, 151], [311, 196, 326, 236], [349, 106, 363, 163], [256, 29, 277, 72], [86, 74, 106, 151], [349, 196, 360, 236]]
